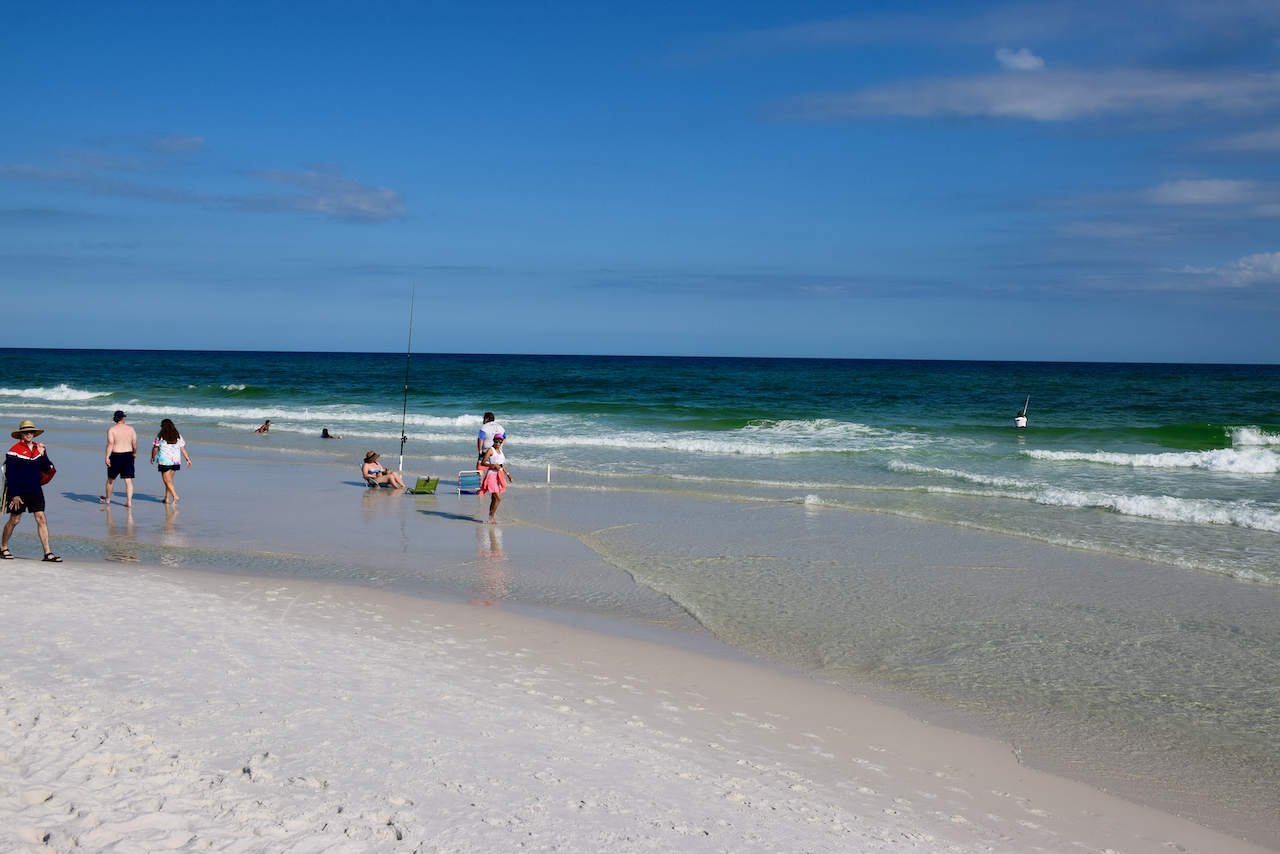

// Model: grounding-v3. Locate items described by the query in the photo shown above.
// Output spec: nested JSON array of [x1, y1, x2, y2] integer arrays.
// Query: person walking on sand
[[150, 418, 193, 505], [2, 420, 61, 562], [101, 410, 137, 507], [478, 435, 513, 523], [476, 412, 506, 470]]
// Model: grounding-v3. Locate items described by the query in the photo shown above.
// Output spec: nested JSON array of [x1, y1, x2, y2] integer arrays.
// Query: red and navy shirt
[[4, 440, 53, 495]]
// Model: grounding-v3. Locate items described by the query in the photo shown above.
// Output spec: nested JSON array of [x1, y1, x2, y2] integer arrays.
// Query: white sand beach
[[1, 555, 1271, 854], [1, 426, 1275, 853]]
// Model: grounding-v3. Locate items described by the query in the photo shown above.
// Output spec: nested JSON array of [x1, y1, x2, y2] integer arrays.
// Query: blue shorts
[[107, 452, 135, 480]]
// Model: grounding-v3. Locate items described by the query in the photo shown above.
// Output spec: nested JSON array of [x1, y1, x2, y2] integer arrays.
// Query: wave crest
[[1023, 447, 1280, 474], [1233, 426, 1280, 447], [0, 384, 109, 402]]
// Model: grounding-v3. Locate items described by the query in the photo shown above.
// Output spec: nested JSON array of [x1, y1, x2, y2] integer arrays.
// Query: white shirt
[[478, 421, 506, 450]]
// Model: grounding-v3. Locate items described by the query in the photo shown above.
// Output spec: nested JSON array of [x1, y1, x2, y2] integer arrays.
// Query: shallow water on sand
[[19, 426, 1279, 844]]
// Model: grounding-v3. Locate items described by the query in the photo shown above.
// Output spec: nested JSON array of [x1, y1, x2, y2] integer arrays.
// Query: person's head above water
[[483, 412, 495, 423]]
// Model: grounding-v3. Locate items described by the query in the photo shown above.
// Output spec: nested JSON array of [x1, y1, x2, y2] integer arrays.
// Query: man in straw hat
[[2, 419, 61, 562]]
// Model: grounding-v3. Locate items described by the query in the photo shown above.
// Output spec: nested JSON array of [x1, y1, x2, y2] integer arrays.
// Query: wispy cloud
[[0, 165, 210, 205], [0, 139, 406, 224], [1180, 251, 1280, 288], [772, 69, 1280, 122], [995, 47, 1045, 71], [237, 166, 406, 223], [1142, 179, 1259, 205], [589, 270, 936, 298], [149, 134, 206, 155], [1205, 128, 1280, 151], [673, 1, 1280, 66]]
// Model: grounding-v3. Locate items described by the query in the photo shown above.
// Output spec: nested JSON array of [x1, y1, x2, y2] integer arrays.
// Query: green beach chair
[[409, 476, 439, 494]]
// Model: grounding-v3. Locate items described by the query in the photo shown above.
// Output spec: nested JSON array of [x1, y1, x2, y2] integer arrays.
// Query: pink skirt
[[480, 469, 507, 495]]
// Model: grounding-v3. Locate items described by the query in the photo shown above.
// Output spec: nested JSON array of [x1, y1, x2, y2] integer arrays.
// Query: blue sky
[[3, 1, 1279, 362]]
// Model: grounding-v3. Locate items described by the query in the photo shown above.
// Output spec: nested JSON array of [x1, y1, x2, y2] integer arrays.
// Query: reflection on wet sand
[[157, 504, 188, 550], [361, 486, 401, 523], [103, 505, 139, 562], [471, 525, 507, 606]]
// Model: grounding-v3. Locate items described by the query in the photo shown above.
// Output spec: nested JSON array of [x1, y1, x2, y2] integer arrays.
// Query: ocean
[[3, 348, 1280, 838], [5, 349, 1278, 581]]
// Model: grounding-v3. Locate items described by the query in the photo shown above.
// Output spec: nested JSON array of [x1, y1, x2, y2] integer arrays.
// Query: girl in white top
[[478, 436, 513, 523]]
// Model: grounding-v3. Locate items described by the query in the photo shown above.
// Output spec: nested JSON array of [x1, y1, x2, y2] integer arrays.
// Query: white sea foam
[[221, 383, 248, 391], [908, 480, 1280, 533], [1033, 489, 1280, 533], [1233, 426, 1280, 446], [0, 384, 108, 401], [888, 460, 1037, 488], [1023, 447, 1280, 474]]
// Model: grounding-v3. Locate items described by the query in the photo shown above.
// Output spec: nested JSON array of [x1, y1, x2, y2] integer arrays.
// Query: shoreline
[[3, 556, 1272, 854], [7, 419, 1280, 847]]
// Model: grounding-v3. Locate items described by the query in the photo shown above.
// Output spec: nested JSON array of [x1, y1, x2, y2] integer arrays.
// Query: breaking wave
[[0, 384, 109, 402], [1023, 447, 1280, 474]]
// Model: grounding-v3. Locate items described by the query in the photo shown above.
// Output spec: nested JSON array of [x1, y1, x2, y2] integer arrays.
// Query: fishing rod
[[399, 285, 415, 472], [1021, 396, 1030, 418]]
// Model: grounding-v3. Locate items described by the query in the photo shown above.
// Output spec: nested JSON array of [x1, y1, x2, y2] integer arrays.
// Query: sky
[[3, 0, 1279, 363]]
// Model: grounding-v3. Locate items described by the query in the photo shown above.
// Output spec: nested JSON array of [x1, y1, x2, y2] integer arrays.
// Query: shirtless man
[[101, 410, 138, 507]]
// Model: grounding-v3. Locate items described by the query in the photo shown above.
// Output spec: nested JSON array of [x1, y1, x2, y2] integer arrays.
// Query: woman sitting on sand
[[150, 418, 193, 505], [361, 452, 405, 489], [478, 436, 513, 523]]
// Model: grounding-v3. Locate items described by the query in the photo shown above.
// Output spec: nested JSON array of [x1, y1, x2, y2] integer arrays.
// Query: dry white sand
[[2, 557, 1269, 854]]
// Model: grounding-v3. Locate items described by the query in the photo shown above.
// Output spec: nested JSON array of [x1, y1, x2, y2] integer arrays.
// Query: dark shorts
[[7, 489, 45, 515], [158, 464, 181, 473], [107, 452, 136, 480]]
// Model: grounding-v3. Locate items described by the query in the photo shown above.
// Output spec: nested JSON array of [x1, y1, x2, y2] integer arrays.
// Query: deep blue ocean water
[[4, 348, 1278, 581]]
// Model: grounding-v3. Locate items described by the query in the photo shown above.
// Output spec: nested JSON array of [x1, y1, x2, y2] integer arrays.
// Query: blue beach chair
[[458, 470, 483, 494]]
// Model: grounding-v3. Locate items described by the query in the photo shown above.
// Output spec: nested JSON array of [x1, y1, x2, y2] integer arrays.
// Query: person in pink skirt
[[478, 436, 513, 523]]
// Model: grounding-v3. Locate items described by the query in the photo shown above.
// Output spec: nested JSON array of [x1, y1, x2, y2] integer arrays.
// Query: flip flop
[[43, 553, 63, 562], [0, 548, 13, 560]]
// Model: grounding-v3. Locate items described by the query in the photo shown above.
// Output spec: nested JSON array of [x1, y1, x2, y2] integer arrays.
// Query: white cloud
[[1206, 128, 1280, 151], [775, 69, 1280, 122], [0, 156, 406, 224], [995, 47, 1044, 71], [150, 134, 206, 155], [1144, 179, 1258, 205], [1181, 251, 1280, 288], [238, 167, 407, 223]]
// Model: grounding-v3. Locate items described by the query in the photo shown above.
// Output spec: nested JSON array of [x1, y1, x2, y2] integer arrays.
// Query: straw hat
[[11, 419, 44, 439], [364, 451, 380, 462]]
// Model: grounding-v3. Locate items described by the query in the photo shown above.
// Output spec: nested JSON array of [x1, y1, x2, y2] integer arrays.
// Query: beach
[[1, 410, 1277, 853], [2, 350, 1280, 850], [3, 557, 1270, 854]]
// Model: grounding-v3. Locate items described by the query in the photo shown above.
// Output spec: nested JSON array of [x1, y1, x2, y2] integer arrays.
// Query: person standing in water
[[478, 435, 513, 523], [150, 418, 193, 504], [101, 410, 137, 507]]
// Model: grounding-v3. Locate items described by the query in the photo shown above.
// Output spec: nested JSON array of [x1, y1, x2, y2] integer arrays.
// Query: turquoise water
[[4, 349, 1278, 580], [4, 348, 1280, 839]]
